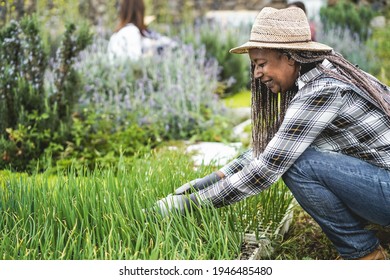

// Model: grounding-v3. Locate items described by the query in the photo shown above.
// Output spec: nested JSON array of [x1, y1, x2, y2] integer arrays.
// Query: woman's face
[[249, 48, 300, 94]]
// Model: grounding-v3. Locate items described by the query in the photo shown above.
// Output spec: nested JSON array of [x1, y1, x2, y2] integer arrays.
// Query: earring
[[295, 64, 302, 87]]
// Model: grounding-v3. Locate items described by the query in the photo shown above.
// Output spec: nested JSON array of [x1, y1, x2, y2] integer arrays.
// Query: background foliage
[[1, 0, 389, 171], [319, 0, 389, 82], [0, 16, 92, 171], [320, 0, 377, 41], [179, 21, 251, 95], [0, 13, 238, 172]]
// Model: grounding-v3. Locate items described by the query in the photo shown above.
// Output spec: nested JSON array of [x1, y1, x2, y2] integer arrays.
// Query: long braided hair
[[251, 49, 390, 157]]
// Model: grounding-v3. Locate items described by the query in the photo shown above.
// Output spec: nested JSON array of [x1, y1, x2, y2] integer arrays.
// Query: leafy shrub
[[46, 22, 92, 125], [1, 15, 240, 172], [53, 110, 157, 171], [316, 26, 380, 74], [367, 25, 390, 84], [320, 0, 377, 41], [74, 36, 233, 142], [179, 21, 251, 96], [48, 34, 236, 169], [0, 16, 92, 171], [0, 16, 47, 136], [0, 16, 50, 171]]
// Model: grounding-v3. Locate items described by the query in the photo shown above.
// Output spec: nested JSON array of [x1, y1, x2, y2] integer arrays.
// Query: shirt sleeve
[[198, 83, 344, 208], [218, 148, 253, 176]]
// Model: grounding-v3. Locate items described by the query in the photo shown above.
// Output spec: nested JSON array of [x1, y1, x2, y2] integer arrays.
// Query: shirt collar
[[297, 59, 334, 90]]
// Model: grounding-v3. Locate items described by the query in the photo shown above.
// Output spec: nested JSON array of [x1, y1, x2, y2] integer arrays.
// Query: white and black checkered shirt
[[198, 60, 390, 208]]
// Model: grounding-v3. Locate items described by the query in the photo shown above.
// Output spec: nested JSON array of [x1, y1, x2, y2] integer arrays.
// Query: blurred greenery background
[[1, 0, 389, 172]]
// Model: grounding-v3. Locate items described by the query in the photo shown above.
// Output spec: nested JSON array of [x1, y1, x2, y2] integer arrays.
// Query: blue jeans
[[282, 147, 390, 259]]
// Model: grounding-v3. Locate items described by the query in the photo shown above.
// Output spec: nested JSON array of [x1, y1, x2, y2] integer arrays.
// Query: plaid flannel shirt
[[197, 60, 390, 208]]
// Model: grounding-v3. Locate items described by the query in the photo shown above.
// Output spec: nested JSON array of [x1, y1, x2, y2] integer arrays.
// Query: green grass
[[0, 148, 293, 260], [223, 90, 251, 108]]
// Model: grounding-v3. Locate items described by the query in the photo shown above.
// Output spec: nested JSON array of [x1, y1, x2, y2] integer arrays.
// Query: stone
[[370, 15, 387, 28], [186, 141, 242, 167]]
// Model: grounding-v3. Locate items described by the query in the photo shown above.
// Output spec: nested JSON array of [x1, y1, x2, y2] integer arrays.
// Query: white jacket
[[108, 23, 176, 61], [108, 24, 143, 61]]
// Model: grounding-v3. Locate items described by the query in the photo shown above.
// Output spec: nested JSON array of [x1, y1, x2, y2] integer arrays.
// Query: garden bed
[[239, 235, 272, 260], [239, 199, 296, 260], [0, 148, 294, 260]]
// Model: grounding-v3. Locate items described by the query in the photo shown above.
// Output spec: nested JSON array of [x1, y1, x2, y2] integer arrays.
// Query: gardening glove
[[153, 194, 196, 217], [174, 172, 223, 195]]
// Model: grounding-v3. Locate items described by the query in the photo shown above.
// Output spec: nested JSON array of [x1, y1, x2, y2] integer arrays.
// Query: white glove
[[154, 194, 190, 217], [174, 179, 201, 195], [174, 172, 222, 195]]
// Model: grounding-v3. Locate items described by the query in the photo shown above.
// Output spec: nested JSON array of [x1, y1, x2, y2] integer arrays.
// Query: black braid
[[251, 62, 296, 157]]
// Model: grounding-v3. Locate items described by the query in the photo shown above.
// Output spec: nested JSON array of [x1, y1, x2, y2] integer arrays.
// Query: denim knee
[[281, 147, 389, 258]]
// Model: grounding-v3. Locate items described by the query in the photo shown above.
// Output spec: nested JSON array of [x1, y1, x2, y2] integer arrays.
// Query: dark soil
[[238, 241, 259, 260]]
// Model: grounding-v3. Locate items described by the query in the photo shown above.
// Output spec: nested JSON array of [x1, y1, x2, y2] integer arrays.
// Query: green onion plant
[[0, 149, 293, 259]]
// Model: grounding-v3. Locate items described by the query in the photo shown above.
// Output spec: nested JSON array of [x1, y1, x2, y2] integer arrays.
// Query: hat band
[[249, 39, 312, 44]]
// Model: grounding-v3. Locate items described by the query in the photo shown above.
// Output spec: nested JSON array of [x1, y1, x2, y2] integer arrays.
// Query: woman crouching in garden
[[151, 7, 390, 260]]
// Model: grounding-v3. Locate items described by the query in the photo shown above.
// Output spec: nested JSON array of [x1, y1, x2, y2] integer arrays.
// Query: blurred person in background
[[108, 0, 176, 61]]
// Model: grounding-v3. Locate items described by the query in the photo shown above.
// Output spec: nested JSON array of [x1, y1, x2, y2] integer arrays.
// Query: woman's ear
[[286, 56, 296, 66], [281, 52, 296, 66]]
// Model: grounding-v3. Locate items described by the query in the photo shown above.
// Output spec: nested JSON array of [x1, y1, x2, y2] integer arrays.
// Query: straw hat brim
[[230, 40, 333, 54]]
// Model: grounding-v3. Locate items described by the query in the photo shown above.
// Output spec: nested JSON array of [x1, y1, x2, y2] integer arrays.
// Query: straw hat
[[230, 7, 332, 54]]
